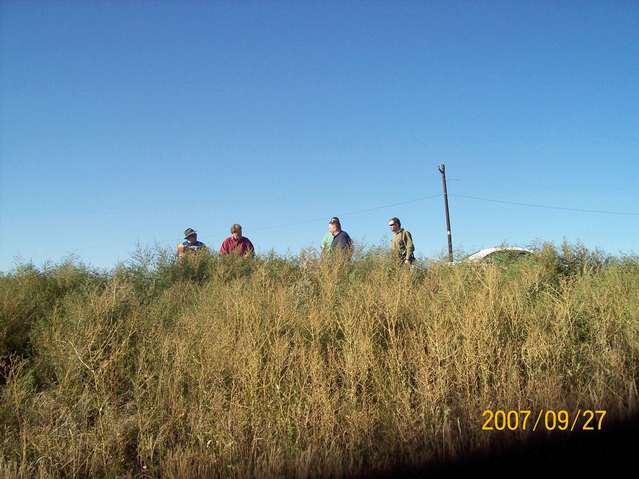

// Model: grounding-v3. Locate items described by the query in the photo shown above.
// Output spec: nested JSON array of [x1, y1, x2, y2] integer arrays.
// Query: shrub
[[0, 243, 637, 477]]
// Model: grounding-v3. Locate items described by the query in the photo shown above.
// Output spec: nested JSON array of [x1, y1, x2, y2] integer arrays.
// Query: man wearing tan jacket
[[388, 217, 415, 265]]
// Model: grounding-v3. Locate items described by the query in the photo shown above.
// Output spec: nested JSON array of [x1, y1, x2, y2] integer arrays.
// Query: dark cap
[[184, 228, 197, 239], [328, 217, 341, 226]]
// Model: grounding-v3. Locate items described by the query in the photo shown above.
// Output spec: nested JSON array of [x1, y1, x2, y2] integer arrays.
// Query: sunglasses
[[388, 223, 396, 227]]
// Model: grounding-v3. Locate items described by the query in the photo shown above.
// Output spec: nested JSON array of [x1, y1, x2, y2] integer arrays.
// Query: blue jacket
[[181, 240, 206, 253], [331, 230, 352, 251]]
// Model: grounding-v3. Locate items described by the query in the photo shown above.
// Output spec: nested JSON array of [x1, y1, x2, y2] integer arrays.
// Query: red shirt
[[219, 236, 255, 256]]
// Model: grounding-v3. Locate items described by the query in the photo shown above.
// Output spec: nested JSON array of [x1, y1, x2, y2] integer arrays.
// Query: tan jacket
[[391, 228, 415, 263]]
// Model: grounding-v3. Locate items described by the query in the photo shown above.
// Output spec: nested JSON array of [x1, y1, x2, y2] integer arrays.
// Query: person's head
[[328, 217, 341, 235], [184, 228, 198, 243], [231, 223, 242, 239], [388, 217, 401, 233]]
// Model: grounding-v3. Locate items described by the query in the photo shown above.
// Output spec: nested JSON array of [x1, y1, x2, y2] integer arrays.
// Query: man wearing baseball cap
[[388, 217, 415, 266], [177, 228, 207, 257]]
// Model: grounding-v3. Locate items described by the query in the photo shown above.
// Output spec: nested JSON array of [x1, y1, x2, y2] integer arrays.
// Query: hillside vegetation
[[1, 243, 638, 477]]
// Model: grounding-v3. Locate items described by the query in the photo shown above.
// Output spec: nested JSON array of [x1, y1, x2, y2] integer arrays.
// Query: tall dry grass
[[1, 243, 638, 477]]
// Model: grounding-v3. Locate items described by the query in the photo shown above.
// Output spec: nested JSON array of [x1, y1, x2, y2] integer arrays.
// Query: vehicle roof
[[464, 247, 534, 262]]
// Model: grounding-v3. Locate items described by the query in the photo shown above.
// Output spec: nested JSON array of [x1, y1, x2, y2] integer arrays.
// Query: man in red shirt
[[219, 224, 255, 257]]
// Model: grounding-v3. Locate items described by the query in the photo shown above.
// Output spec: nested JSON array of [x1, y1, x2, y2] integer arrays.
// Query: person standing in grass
[[328, 217, 353, 256], [220, 224, 255, 257], [388, 217, 415, 266], [177, 228, 207, 257]]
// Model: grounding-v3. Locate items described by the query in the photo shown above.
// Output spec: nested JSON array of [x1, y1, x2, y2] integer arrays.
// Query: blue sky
[[1, 1, 638, 271]]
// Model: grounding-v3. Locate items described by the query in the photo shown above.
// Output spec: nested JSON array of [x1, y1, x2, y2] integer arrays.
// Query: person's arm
[[347, 233, 353, 249], [177, 243, 185, 256], [220, 239, 228, 255], [404, 231, 415, 262], [334, 233, 352, 251], [245, 239, 255, 256]]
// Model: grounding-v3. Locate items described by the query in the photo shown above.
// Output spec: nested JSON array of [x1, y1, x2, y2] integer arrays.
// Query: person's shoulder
[[335, 231, 352, 245]]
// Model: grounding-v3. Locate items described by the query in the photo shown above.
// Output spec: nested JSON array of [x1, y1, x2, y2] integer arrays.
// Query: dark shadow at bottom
[[359, 413, 639, 477]]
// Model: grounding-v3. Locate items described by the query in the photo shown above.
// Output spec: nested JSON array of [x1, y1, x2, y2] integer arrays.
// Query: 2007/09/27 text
[[482, 409, 606, 432]]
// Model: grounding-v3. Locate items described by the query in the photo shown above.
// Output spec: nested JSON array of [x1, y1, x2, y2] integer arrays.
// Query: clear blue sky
[[1, 1, 638, 271]]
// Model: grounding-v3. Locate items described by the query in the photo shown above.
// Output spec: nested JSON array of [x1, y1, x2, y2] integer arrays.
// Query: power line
[[251, 191, 637, 234], [451, 194, 639, 217], [253, 193, 442, 231], [340, 193, 442, 216]]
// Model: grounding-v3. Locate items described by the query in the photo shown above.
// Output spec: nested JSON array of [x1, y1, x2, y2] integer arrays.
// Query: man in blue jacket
[[328, 217, 353, 255]]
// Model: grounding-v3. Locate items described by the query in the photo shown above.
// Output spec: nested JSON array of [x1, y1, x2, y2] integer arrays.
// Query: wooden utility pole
[[438, 164, 453, 262]]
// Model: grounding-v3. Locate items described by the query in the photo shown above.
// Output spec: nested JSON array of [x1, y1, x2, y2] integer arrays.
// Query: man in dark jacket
[[328, 217, 353, 255]]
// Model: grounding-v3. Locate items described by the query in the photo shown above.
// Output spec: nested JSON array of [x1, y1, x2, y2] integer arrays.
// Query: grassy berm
[[1, 243, 637, 477]]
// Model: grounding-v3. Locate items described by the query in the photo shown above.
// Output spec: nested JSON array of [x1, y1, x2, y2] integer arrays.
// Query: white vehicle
[[462, 247, 534, 263]]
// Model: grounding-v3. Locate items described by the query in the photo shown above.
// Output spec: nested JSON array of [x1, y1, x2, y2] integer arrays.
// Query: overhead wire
[[251, 191, 638, 232], [252, 193, 442, 231], [450, 194, 639, 217]]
